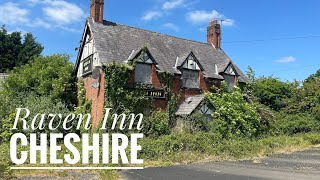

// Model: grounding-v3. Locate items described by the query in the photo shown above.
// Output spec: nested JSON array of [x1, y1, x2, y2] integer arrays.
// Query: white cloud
[[163, 23, 179, 32], [0, 2, 29, 25], [0, 1, 84, 33], [142, 11, 163, 21], [275, 56, 297, 63], [162, 0, 185, 10], [29, 18, 52, 29], [186, 10, 234, 26], [43, 0, 85, 25]]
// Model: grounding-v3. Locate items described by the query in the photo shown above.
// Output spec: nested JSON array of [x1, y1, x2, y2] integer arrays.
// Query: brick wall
[[82, 69, 105, 128]]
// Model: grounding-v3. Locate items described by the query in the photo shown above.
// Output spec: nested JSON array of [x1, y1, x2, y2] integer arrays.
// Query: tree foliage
[[2, 54, 77, 107], [206, 84, 265, 139], [252, 77, 295, 111], [0, 26, 43, 72], [285, 70, 320, 119]]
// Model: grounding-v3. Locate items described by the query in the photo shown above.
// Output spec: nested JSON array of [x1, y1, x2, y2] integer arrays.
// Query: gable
[[130, 48, 157, 65], [180, 52, 203, 71], [224, 63, 238, 76]]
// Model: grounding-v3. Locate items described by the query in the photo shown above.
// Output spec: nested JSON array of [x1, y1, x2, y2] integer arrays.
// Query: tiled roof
[[86, 17, 248, 82], [175, 95, 204, 115]]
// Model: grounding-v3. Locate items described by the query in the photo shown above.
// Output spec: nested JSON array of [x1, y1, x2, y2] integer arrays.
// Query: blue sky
[[0, 0, 319, 81]]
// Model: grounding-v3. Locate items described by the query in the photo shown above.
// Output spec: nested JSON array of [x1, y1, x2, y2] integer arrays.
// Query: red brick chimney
[[207, 20, 221, 49], [90, 0, 104, 23]]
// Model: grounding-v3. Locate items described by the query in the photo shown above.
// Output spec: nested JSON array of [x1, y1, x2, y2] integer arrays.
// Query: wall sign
[[82, 56, 93, 75], [145, 89, 165, 99]]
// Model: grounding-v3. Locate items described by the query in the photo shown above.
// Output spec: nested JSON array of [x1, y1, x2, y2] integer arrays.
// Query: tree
[[0, 26, 43, 72], [285, 69, 320, 119], [2, 54, 77, 107], [252, 77, 295, 111], [305, 69, 320, 83]]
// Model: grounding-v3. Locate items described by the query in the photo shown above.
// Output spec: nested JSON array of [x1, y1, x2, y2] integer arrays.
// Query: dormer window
[[135, 63, 152, 84], [134, 51, 155, 84], [180, 52, 203, 89], [223, 63, 238, 90]]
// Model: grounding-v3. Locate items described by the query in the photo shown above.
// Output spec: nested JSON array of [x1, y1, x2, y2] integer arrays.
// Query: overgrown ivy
[[74, 80, 92, 133], [104, 61, 147, 115], [159, 72, 181, 127]]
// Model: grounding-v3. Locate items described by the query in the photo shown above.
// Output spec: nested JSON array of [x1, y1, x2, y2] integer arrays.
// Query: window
[[182, 69, 199, 88], [224, 74, 236, 90], [135, 63, 152, 84]]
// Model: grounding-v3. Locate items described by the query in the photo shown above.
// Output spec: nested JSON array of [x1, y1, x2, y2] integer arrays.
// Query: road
[[121, 146, 320, 180]]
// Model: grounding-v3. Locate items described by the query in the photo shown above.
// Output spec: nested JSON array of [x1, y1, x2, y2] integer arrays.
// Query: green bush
[[143, 110, 170, 138], [0, 143, 11, 177], [0, 92, 71, 141], [139, 132, 222, 159], [182, 112, 212, 133], [206, 85, 264, 139], [273, 112, 320, 135]]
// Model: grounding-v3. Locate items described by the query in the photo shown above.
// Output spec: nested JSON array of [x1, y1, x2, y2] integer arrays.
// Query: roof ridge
[[91, 18, 215, 48]]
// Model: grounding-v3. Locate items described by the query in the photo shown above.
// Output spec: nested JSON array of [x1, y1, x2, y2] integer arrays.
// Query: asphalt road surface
[[121, 146, 320, 180]]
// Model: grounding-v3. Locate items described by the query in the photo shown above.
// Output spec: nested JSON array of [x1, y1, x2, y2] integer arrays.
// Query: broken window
[[135, 63, 152, 84], [182, 69, 199, 89]]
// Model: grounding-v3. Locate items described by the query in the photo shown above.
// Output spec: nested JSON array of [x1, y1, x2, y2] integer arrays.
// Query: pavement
[[121, 146, 320, 180]]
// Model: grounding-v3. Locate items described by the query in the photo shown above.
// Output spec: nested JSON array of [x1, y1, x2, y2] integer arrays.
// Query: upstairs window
[[135, 52, 153, 84], [181, 53, 202, 89], [182, 69, 199, 88], [135, 63, 152, 84], [223, 63, 238, 90]]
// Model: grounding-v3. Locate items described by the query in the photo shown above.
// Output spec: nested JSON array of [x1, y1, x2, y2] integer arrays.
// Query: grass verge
[[140, 132, 320, 167]]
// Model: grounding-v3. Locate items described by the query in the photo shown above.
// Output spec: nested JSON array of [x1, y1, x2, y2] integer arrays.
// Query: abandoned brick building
[[74, 0, 248, 126]]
